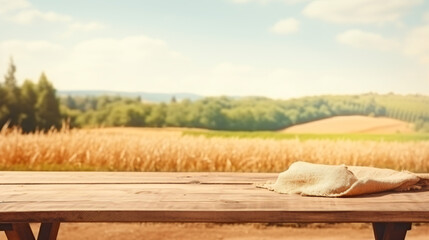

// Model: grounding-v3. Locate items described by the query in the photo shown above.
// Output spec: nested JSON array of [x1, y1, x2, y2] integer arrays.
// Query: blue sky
[[0, 0, 428, 99]]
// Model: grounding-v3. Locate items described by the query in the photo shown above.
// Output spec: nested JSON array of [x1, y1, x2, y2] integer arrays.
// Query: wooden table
[[0, 172, 428, 240]]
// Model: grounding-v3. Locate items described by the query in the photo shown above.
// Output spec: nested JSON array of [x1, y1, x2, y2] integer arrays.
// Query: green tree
[[105, 103, 146, 126], [197, 97, 229, 129], [65, 95, 77, 109], [146, 104, 166, 127], [0, 84, 10, 127], [3, 57, 21, 126], [20, 80, 38, 132], [165, 101, 187, 127], [35, 73, 61, 130]]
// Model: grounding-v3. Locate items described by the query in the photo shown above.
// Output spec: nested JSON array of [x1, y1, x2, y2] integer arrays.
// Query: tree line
[[1, 59, 429, 132], [0, 58, 61, 132], [61, 94, 429, 132]]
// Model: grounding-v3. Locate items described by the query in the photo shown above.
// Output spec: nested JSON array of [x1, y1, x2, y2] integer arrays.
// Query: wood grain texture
[[0, 172, 277, 184], [0, 172, 428, 223]]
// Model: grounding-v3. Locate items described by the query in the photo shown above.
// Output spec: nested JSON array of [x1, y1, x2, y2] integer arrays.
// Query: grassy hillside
[[183, 131, 429, 142], [377, 94, 429, 122]]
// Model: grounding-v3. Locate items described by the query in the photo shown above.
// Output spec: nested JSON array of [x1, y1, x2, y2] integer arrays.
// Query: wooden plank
[[0, 172, 428, 224], [0, 184, 428, 223], [1, 184, 428, 211], [0, 172, 277, 184], [37, 222, 60, 240], [1, 210, 428, 223], [4, 223, 35, 240]]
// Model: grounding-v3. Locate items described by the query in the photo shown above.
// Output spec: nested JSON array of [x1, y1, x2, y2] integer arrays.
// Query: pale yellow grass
[[282, 116, 414, 134], [0, 127, 428, 172]]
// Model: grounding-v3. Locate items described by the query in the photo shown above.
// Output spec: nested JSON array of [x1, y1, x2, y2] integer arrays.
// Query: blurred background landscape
[[1, 0, 429, 239]]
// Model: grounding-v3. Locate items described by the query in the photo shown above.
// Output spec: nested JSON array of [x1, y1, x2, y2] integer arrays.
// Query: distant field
[[88, 126, 429, 142], [281, 116, 414, 134], [183, 115, 429, 142]]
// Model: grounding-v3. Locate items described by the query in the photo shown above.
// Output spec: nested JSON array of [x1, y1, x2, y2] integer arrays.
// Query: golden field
[[282, 115, 414, 134], [0, 127, 428, 172]]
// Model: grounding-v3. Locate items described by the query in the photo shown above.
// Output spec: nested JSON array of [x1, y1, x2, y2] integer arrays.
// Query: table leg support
[[37, 222, 60, 240], [0, 224, 13, 231], [372, 222, 412, 240], [4, 223, 35, 240], [1, 222, 60, 240]]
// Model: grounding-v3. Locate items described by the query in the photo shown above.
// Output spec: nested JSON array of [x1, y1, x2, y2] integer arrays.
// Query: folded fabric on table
[[258, 161, 429, 197]]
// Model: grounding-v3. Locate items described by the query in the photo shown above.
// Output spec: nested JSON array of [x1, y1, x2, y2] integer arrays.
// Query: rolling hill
[[281, 116, 414, 134]]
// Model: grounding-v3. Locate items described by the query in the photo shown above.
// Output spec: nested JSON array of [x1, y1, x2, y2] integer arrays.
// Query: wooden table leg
[[4, 223, 35, 240], [372, 222, 412, 240], [0, 224, 13, 231], [37, 222, 60, 240]]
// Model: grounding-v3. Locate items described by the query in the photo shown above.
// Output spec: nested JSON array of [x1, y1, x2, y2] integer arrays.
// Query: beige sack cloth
[[259, 161, 429, 197]]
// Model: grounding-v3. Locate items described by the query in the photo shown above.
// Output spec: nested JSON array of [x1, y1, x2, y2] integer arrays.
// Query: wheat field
[[0, 127, 428, 172]]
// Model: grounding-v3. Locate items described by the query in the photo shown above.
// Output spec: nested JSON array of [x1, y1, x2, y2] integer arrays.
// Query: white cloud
[[69, 22, 106, 32], [205, 62, 258, 95], [8, 9, 71, 24], [337, 29, 399, 51], [230, 0, 254, 3], [0, 36, 192, 92], [404, 25, 429, 64], [1, 34, 427, 98], [229, 0, 306, 4], [0, 0, 30, 14], [303, 0, 422, 24], [66, 36, 192, 91], [61, 21, 106, 37], [0, 37, 308, 97], [269, 18, 299, 35], [0, 0, 72, 24], [0, 0, 101, 34], [0, 40, 65, 81], [0, 40, 63, 53], [424, 12, 429, 22], [212, 62, 252, 75], [203, 63, 405, 98]]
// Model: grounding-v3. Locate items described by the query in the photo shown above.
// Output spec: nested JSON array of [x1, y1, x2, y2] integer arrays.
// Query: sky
[[0, 0, 428, 99]]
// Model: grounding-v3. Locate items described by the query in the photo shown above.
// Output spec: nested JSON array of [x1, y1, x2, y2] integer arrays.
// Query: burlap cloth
[[258, 161, 429, 197]]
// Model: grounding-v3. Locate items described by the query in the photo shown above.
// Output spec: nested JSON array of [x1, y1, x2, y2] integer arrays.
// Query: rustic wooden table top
[[1, 172, 428, 223]]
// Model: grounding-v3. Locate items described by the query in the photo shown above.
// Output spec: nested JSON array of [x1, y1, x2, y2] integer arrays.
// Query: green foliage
[[59, 93, 429, 132], [146, 103, 167, 127], [35, 73, 61, 130], [103, 103, 147, 127], [0, 84, 10, 127], [0, 60, 62, 132], [20, 80, 38, 132], [2, 58, 21, 126], [377, 94, 429, 132], [4, 57, 17, 89], [415, 119, 429, 133]]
